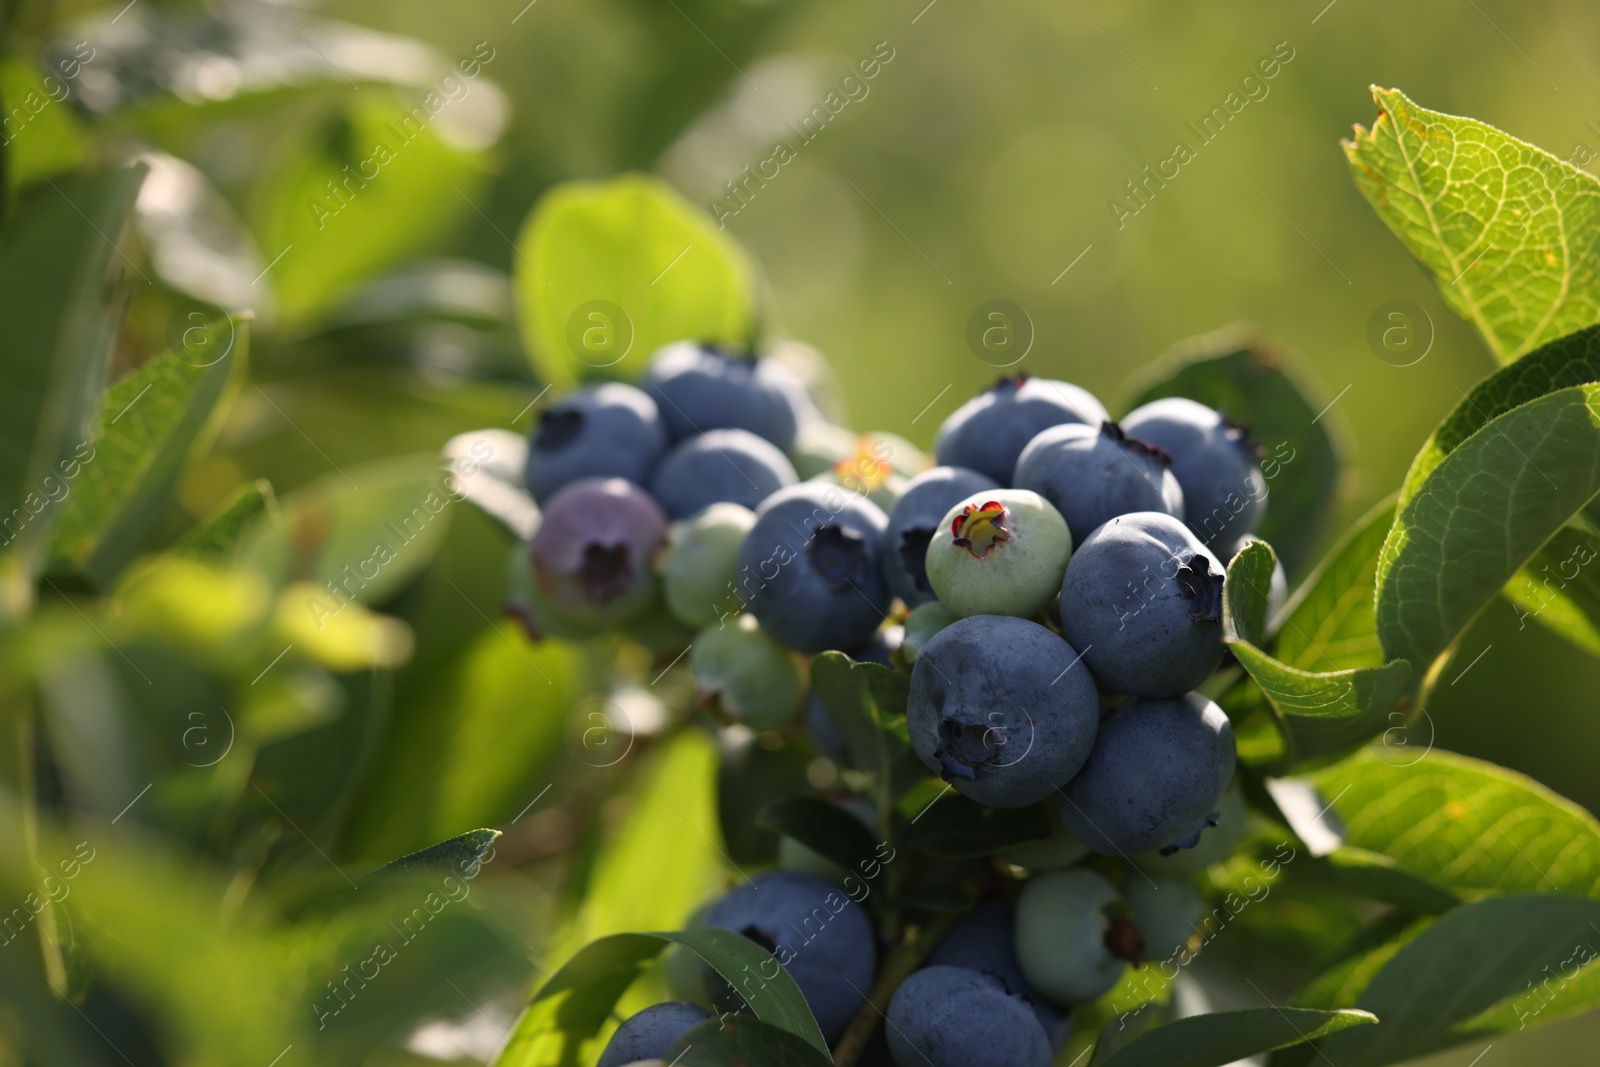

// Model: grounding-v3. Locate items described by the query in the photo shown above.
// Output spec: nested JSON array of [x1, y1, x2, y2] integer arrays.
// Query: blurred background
[[7, 0, 1600, 1063]]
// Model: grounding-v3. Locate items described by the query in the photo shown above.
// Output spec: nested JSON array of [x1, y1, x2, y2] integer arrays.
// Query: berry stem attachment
[[830, 909, 961, 1067]]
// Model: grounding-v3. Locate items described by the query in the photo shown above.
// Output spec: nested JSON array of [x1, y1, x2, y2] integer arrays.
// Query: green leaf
[[367, 828, 500, 881], [758, 797, 880, 875], [1293, 848, 1460, 914], [46, 316, 246, 587], [670, 1016, 834, 1067], [1318, 894, 1600, 1065], [441, 428, 538, 540], [250, 96, 496, 323], [174, 478, 277, 562], [1275, 497, 1396, 672], [494, 928, 828, 1067], [1345, 87, 1600, 361], [809, 653, 918, 787], [1376, 384, 1600, 673], [1097, 1006, 1377, 1067], [1306, 748, 1600, 897], [514, 174, 755, 387], [1395, 324, 1600, 509], [902, 793, 1051, 857], [237, 453, 455, 604], [1504, 523, 1600, 655], [1123, 326, 1340, 574], [1223, 541, 1412, 765], [1, 58, 87, 193], [0, 164, 144, 595]]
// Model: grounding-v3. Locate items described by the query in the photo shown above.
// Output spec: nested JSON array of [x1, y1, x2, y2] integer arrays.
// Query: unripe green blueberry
[[659, 503, 756, 628], [901, 600, 960, 663], [689, 615, 802, 730], [1015, 868, 1141, 1003], [1123, 876, 1204, 961], [925, 489, 1072, 619]]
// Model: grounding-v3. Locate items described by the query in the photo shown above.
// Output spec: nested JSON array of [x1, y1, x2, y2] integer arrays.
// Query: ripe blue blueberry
[[523, 382, 667, 504], [886, 965, 1052, 1067], [1120, 397, 1266, 549], [700, 869, 877, 1042], [934, 374, 1109, 484], [1123, 876, 1204, 961], [690, 614, 802, 731], [907, 615, 1099, 808], [924, 489, 1072, 619], [1053, 692, 1236, 855], [734, 483, 891, 654], [1012, 421, 1184, 545], [597, 1001, 712, 1067], [1058, 511, 1225, 698], [529, 478, 667, 627], [924, 902, 1069, 1047], [641, 342, 801, 451], [881, 466, 1000, 608], [648, 428, 798, 519], [1014, 868, 1142, 1003]]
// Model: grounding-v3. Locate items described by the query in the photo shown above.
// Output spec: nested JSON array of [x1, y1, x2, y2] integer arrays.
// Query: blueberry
[[881, 466, 1001, 607], [700, 869, 877, 1041], [734, 483, 890, 654], [648, 429, 798, 520], [1053, 693, 1236, 855], [1014, 869, 1141, 1003], [907, 616, 1099, 808], [924, 902, 1067, 1046], [1134, 781, 1247, 875], [934, 374, 1109, 484], [1123, 877, 1204, 961], [523, 383, 667, 504], [900, 601, 959, 664], [924, 489, 1072, 620], [792, 424, 928, 482], [1120, 397, 1266, 549], [885, 965, 1052, 1067], [1057, 511, 1225, 698], [1012, 421, 1184, 546], [504, 540, 606, 642], [529, 478, 666, 627], [641, 342, 800, 451], [659, 502, 756, 629], [690, 615, 803, 731], [597, 1001, 712, 1067]]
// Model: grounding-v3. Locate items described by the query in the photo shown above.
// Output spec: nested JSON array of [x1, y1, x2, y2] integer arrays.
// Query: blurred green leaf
[[1376, 384, 1600, 674], [495, 927, 829, 1067], [442, 427, 538, 540], [1306, 748, 1600, 897], [342, 623, 578, 861], [514, 173, 755, 387], [0, 58, 87, 194], [47, 316, 246, 588], [0, 163, 143, 597], [251, 95, 494, 323], [1318, 894, 1600, 1065], [1123, 327, 1339, 574], [368, 827, 500, 881], [670, 1015, 834, 1067], [902, 792, 1050, 857], [1347, 87, 1600, 362], [238, 452, 455, 604], [1224, 541, 1411, 765], [1292, 848, 1459, 914], [1275, 497, 1396, 672], [758, 796, 878, 874], [1098, 1006, 1377, 1067], [1507, 525, 1600, 656], [174, 478, 277, 562]]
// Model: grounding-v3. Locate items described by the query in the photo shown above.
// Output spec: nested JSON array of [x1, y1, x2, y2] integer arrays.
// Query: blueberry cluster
[[516, 354, 1268, 1067]]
